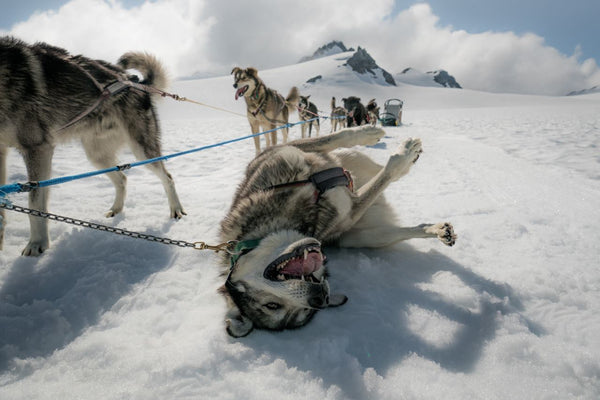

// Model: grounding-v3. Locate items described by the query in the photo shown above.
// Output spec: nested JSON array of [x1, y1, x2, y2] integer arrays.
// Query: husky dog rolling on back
[[231, 67, 299, 155], [330, 97, 347, 132], [298, 95, 320, 138], [218, 126, 456, 337], [0, 37, 185, 256]]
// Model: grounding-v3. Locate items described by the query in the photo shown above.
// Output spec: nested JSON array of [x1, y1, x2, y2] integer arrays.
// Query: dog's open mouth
[[235, 85, 249, 100], [264, 244, 325, 283]]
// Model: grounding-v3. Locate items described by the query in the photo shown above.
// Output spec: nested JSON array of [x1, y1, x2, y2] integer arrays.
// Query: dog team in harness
[[1, 37, 453, 338]]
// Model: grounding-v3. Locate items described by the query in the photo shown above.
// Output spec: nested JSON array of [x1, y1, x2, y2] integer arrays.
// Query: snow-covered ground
[[1, 54, 599, 399]]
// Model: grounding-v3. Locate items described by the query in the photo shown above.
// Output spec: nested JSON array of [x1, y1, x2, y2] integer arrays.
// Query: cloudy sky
[[1, 0, 599, 95]]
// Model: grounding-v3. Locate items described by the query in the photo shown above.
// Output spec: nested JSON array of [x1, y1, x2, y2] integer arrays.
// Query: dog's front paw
[[351, 126, 385, 146], [170, 207, 187, 219], [426, 222, 456, 246]]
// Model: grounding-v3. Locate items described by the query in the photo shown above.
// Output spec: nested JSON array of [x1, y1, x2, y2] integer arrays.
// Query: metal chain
[[0, 202, 238, 253]]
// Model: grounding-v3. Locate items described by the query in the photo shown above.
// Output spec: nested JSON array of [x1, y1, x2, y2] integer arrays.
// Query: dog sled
[[379, 99, 403, 126]]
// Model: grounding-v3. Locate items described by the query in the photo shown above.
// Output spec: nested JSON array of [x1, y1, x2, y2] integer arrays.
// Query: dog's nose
[[233, 83, 238, 88], [308, 293, 329, 309]]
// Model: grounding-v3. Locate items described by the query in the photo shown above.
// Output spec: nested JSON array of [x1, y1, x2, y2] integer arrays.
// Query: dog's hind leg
[[339, 223, 456, 248], [81, 134, 127, 217], [126, 128, 186, 219], [21, 144, 54, 256], [0, 144, 6, 250]]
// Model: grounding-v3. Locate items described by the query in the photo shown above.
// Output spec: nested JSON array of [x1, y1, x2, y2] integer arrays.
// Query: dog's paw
[[171, 207, 187, 219], [21, 240, 49, 256], [426, 222, 456, 246], [385, 138, 422, 180], [350, 126, 385, 146], [399, 137, 423, 164]]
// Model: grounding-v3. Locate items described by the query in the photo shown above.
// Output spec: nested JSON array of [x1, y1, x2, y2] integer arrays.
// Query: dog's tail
[[286, 86, 300, 111], [331, 97, 336, 110], [118, 52, 168, 91]]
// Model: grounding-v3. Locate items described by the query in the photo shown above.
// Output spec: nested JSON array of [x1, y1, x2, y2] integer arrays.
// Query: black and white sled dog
[[298, 95, 320, 138], [366, 99, 379, 126], [342, 96, 368, 127], [232, 67, 299, 155], [218, 125, 456, 337], [0, 36, 185, 256]]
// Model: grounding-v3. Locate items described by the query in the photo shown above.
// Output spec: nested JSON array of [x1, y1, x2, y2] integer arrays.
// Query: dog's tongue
[[235, 87, 244, 100], [281, 252, 322, 276]]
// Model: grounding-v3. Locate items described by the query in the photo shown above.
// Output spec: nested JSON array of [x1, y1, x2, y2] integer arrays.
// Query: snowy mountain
[[567, 85, 600, 96], [396, 67, 462, 89], [299, 40, 352, 63], [1, 55, 599, 400]]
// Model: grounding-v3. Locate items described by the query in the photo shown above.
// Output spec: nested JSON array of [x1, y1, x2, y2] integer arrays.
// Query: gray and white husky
[[218, 125, 456, 337], [0, 37, 185, 256]]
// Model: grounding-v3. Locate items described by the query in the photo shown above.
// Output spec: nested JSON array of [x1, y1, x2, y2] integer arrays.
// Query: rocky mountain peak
[[345, 47, 396, 86]]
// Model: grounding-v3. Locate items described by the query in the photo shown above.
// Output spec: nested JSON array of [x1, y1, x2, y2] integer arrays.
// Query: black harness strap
[[267, 167, 353, 200]]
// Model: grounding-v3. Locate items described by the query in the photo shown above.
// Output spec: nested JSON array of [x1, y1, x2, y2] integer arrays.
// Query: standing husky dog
[[218, 126, 456, 337], [0, 37, 185, 256], [330, 97, 347, 132], [298, 95, 320, 138], [231, 67, 299, 155], [366, 99, 380, 126]]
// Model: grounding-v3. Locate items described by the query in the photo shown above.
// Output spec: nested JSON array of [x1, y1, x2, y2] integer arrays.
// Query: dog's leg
[[321, 138, 422, 238], [127, 131, 186, 219], [269, 124, 278, 147], [290, 125, 385, 153], [283, 125, 289, 143], [301, 123, 307, 139], [339, 223, 456, 248], [0, 144, 6, 250], [81, 135, 127, 217], [249, 120, 262, 155], [21, 144, 54, 256]]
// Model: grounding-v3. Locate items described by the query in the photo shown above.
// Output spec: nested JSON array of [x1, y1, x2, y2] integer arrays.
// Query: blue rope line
[[0, 117, 321, 197]]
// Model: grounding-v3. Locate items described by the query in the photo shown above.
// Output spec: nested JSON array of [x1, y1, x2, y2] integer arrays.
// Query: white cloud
[[5, 0, 600, 95]]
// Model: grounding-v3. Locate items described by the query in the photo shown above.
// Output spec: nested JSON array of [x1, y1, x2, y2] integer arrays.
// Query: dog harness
[[227, 168, 353, 269], [267, 167, 354, 201]]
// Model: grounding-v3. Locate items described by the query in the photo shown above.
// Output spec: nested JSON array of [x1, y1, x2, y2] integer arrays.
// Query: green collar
[[229, 238, 262, 268]]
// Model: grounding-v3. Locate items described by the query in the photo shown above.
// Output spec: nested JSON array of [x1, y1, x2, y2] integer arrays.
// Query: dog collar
[[229, 238, 262, 268]]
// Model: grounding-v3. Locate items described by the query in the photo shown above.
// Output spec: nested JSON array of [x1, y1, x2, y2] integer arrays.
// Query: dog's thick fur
[[366, 99, 379, 126], [218, 126, 456, 337], [0, 37, 185, 256], [298, 95, 320, 138], [342, 96, 368, 127], [330, 97, 347, 132], [231, 67, 299, 155]]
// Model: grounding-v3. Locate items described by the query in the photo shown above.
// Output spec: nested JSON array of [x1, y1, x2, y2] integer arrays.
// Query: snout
[[233, 83, 238, 89], [308, 285, 329, 309]]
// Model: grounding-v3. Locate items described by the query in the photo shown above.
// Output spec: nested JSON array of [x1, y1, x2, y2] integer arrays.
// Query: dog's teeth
[[304, 249, 308, 260], [277, 274, 285, 281]]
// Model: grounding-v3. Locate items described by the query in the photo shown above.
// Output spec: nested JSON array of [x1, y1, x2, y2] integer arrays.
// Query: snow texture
[[1, 53, 599, 400]]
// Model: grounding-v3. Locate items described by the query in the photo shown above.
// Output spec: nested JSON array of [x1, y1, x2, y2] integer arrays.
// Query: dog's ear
[[231, 67, 241, 75], [225, 306, 254, 338], [328, 294, 348, 307], [246, 67, 258, 77], [218, 284, 254, 337]]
